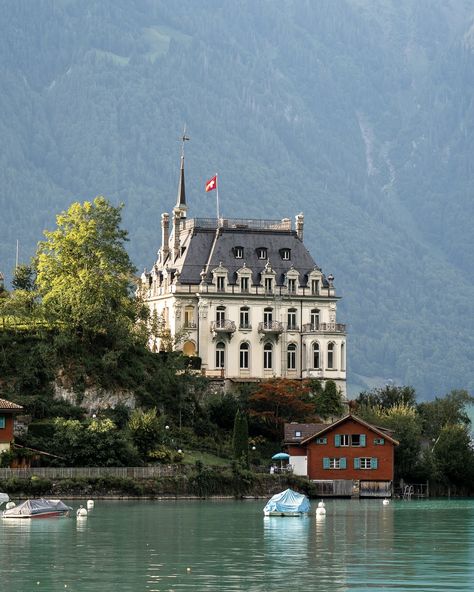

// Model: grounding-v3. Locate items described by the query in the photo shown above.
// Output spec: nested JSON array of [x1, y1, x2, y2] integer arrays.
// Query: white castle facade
[[141, 155, 347, 395]]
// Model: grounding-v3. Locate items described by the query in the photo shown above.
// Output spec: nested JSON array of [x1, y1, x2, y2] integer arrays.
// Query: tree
[[127, 408, 162, 458], [232, 408, 249, 467], [248, 379, 315, 439], [35, 197, 137, 340], [433, 424, 474, 489], [357, 385, 417, 411], [308, 379, 345, 419], [12, 264, 35, 292], [418, 390, 474, 442]]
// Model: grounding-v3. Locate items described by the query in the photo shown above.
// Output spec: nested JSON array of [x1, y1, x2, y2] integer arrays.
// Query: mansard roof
[[162, 218, 327, 287]]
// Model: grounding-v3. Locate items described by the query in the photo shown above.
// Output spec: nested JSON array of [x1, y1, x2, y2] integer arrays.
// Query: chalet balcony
[[210, 319, 236, 336], [302, 322, 346, 334], [258, 321, 284, 335]]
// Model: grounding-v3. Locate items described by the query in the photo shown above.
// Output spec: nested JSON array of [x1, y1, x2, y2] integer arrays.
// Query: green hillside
[[0, 0, 473, 398]]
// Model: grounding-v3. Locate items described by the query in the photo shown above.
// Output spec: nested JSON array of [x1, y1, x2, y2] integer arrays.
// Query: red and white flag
[[205, 175, 217, 192]]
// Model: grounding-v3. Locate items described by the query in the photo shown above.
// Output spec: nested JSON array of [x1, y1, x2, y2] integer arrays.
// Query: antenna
[[15, 240, 19, 269]]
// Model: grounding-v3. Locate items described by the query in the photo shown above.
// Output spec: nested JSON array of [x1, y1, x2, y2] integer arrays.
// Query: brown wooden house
[[0, 397, 23, 455], [285, 414, 399, 497]]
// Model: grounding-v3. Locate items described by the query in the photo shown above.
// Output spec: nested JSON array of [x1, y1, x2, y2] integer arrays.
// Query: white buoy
[[383, 498, 390, 506], [316, 506, 326, 517], [86, 499, 94, 510], [5, 501, 16, 510], [76, 505, 88, 518]]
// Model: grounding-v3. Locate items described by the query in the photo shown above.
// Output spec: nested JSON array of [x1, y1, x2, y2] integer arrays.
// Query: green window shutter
[[0, 416, 5, 429], [335, 434, 340, 447], [340, 457, 347, 469], [323, 437, 327, 444], [371, 458, 378, 469], [360, 434, 366, 447], [323, 457, 330, 469], [354, 457, 360, 469]]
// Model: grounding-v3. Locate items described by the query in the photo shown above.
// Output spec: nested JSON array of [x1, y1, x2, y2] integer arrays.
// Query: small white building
[[141, 152, 347, 395]]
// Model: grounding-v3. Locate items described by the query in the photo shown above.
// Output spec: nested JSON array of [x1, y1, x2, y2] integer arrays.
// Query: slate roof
[[299, 414, 399, 446], [165, 221, 327, 287], [0, 398, 23, 411], [284, 422, 328, 443]]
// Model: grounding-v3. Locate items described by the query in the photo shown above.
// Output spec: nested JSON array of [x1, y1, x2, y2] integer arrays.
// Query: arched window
[[287, 308, 297, 330], [183, 341, 196, 356], [310, 309, 320, 330], [287, 343, 297, 370], [215, 342, 225, 369], [312, 342, 320, 369], [341, 342, 345, 371], [328, 342, 335, 369], [216, 305, 226, 327], [264, 342, 273, 369], [240, 342, 250, 369]]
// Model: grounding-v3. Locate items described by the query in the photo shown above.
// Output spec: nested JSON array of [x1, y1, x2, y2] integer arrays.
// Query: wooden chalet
[[0, 397, 23, 455], [285, 414, 399, 498]]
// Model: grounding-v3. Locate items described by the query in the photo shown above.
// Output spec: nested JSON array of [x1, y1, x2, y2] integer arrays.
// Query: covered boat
[[0, 493, 9, 505], [2, 498, 72, 519], [263, 488, 310, 516]]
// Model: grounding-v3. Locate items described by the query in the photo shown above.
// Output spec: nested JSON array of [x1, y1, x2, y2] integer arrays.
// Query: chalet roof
[[165, 220, 327, 287], [0, 398, 23, 411], [299, 414, 399, 446], [284, 422, 328, 444]]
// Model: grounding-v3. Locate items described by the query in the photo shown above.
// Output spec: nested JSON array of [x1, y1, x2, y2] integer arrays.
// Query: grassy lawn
[[181, 450, 231, 467]]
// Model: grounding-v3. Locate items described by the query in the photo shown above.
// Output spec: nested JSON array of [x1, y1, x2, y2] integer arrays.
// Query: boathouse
[[285, 414, 399, 497]]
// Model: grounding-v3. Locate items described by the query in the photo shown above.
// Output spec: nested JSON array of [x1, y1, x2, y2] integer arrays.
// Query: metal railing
[[302, 322, 346, 333], [258, 321, 284, 334], [210, 320, 236, 333]]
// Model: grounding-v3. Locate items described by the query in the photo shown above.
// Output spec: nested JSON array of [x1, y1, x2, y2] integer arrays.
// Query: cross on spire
[[180, 124, 190, 158]]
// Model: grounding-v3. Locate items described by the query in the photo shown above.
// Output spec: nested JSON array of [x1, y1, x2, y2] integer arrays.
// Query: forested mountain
[[1, 0, 473, 399]]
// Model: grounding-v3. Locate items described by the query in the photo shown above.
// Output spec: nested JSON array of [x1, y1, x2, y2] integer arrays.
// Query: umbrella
[[272, 452, 290, 469]]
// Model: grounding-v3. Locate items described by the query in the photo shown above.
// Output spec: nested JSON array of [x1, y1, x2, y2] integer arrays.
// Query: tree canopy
[[35, 197, 137, 340]]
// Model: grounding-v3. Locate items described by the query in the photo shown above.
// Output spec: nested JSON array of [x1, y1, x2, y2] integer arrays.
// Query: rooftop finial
[[175, 125, 189, 212]]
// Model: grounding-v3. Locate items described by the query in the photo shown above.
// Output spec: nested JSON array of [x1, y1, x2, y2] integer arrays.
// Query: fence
[[0, 466, 185, 480]]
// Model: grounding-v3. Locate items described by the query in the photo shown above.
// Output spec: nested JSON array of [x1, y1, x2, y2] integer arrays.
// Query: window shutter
[[340, 457, 347, 469], [360, 434, 366, 447], [371, 458, 378, 469], [335, 434, 340, 447], [323, 437, 327, 444], [354, 457, 360, 469], [323, 457, 330, 469]]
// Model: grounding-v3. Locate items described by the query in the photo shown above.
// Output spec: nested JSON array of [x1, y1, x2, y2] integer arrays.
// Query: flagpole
[[216, 173, 220, 223]]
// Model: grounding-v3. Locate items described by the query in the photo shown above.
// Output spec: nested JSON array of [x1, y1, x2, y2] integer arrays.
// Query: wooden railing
[[0, 466, 185, 480]]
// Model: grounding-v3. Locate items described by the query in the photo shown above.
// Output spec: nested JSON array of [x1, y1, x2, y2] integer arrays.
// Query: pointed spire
[[175, 125, 189, 212]]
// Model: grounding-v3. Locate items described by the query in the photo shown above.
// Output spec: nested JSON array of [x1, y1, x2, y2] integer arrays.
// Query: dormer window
[[288, 278, 296, 293], [295, 430, 302, 438], [217, 276, 225, 292], [234, 246, 244, 259], [257, 247, 267, 260], [280, 248, 291, 261]]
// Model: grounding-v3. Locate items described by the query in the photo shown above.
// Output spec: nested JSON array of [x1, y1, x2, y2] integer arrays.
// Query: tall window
[[287, 308, 297, 330], [217, 276, 225, 292], [184, 306, 194, 328], [328, 342, 335, 369], [240, 307, 250, 329], [312, 342, 320, 369], [287, 343, 297, 370], [310, 309, 320, 330], [264, 343, 273, 369], [264, 277, 273, 293], [240, 343, 249, 369], [215, 342, 225, 368], [240, 276, 249, 292], [311, 279, 320, 295], [263, 307, 273, 327], [216, 306, 226, 326], [287, 278, 296, 293], [341, 342, 345, 371]]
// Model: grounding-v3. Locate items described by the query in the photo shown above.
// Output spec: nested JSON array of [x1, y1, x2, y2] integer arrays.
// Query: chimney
[[161, 213, 170, 261], [173, 210, 181, 260], [295, 213, 304, 241]]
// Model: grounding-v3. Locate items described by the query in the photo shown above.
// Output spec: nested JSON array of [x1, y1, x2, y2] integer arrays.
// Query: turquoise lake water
[[1, 498, 473, 591]]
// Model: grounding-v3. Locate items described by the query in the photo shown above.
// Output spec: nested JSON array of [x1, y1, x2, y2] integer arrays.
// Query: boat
[[263, 488, 310, 517], [0, 493, 9, 505], [2, 498, 72, 519]]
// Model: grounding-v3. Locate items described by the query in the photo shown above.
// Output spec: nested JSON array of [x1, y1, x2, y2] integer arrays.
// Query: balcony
[[302, 322, 346, 334], [183, 321, 197, 329], [210, 319, 236, 337], [258, 321, 284, 336], [285, 324, 299, 332]]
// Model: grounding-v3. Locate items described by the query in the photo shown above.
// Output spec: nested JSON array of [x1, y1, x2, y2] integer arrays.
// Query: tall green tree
[[232, 408, 249, 467], [418, 390, 474, 442], [308, 379, 345, 419], [12, 264, 35, 292], [36, 197, 137, 340], [433, 424, 474, 489]]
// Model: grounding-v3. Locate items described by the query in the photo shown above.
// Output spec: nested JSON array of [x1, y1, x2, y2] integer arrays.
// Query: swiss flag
[[205, 175, 217, 192]]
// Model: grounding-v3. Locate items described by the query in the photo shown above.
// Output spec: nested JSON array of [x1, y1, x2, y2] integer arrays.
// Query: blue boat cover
[[263, 489, 310, 514]]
